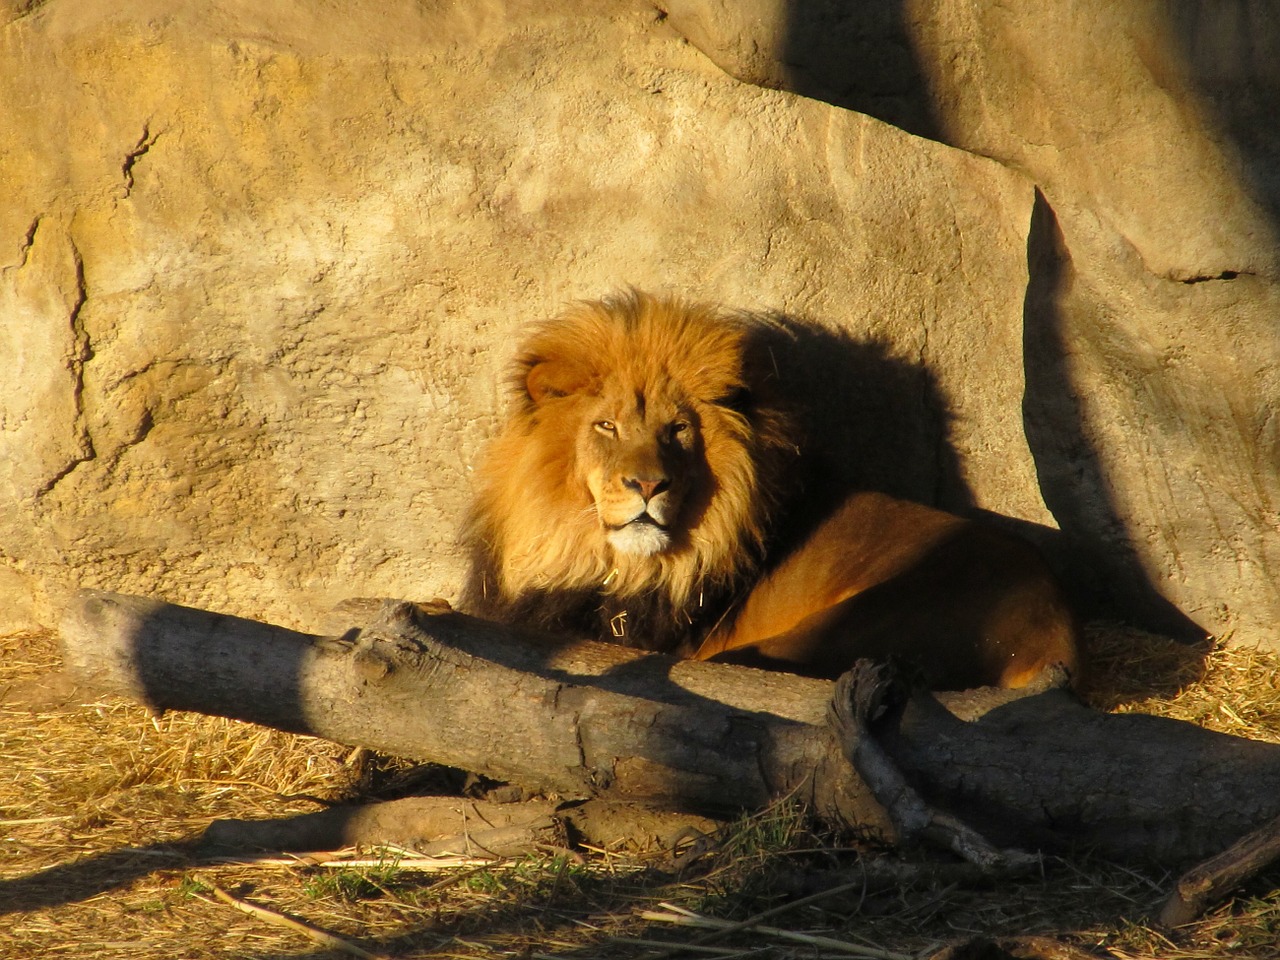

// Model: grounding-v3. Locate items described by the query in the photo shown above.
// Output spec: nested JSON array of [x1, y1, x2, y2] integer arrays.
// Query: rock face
[[2, 0, 1276, 645]]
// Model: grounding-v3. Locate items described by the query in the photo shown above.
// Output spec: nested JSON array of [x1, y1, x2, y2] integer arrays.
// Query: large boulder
[[2, 0, 1275, 647]]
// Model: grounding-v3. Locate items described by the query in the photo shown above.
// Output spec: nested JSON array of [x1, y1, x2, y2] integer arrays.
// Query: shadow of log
[[0, 840, 194, 916]]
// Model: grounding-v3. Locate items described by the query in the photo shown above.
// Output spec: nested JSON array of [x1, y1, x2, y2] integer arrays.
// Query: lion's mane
[[465, 291, 797, 653]]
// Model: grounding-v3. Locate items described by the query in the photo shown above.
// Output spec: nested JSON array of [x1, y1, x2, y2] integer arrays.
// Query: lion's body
[[466, 292, 1079, 690]]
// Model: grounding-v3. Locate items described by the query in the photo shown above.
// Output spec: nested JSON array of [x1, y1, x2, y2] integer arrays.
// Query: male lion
[[465, 291, 1079, 690]]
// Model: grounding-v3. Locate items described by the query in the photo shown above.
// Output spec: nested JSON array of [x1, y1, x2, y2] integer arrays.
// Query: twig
[[1159, 811, 1280, 927], [638, 879, 865, 960], [204, 884, 388, 959], [638, 874, 899, 960], [640, 902, 913, 960], [420, 859, 509, 896], [198, 850, 494, 871], [609, 936, 766, 955]]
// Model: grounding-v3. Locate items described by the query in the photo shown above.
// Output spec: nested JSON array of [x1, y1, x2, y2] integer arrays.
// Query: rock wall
[[2, 0, 1276, 644]]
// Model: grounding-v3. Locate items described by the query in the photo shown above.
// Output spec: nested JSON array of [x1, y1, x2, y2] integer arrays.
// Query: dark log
[[877, 687, 1280, 862], [58, 590, 1280, 864]]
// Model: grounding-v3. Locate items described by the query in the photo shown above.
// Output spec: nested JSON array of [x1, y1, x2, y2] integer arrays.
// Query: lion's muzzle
[[600, 475, 679, 556]]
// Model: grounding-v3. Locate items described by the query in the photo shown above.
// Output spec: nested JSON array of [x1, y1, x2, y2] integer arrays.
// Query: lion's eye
[[671, 420, 689, 436], [595, 420, 617, 437]]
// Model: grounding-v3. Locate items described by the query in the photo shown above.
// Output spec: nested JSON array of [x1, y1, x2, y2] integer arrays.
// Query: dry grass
[[1083, 622, 1280, 742], [4, 622, 1280, 959]]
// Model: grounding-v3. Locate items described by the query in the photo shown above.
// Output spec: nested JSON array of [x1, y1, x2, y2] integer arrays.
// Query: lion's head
[[466, 291, 797, 652]]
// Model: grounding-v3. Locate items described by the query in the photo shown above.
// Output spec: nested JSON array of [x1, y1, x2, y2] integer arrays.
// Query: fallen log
[[59, 590, 885, 835], [58, 590, 1280, 865]]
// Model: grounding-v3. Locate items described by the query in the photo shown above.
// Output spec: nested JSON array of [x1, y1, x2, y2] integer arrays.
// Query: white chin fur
[[607, 523, 671, 556]]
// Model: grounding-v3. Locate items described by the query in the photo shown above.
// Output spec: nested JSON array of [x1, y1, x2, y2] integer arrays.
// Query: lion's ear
[[524, 358, 594, 405]]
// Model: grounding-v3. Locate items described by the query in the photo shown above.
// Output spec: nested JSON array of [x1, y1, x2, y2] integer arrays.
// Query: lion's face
[[468, 292, 796, 632], [576, 383, 701, 557]]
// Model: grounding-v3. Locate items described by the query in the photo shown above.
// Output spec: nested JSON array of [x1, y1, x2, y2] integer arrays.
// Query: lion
[[464, 290, 1080, 690]]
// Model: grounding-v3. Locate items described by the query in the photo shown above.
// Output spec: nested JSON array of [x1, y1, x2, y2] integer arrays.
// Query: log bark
[[58, 590, 1280, 864]]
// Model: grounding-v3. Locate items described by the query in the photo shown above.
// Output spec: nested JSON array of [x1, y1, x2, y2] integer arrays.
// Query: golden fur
[[466, 291, 1080, 689]]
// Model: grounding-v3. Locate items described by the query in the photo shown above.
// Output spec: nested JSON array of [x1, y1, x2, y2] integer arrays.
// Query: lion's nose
[[625, 476, 670, 502]]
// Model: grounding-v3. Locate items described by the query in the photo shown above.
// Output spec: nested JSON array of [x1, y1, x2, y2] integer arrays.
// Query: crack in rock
[[1179, 269, 1245, 284], [121, 124, 159, 198], [37, 234, 96, 498], [11, 217, 41, 271]]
